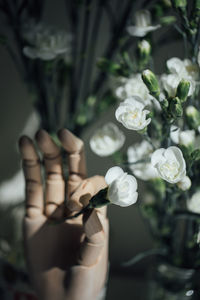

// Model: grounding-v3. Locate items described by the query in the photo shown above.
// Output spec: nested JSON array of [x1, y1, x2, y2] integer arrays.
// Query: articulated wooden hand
[[19, 129, 109, 300]]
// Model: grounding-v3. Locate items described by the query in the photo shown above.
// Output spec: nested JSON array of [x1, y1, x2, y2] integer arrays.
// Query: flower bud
[[169, 97, 183, 118], [176, 79, 190, 102], [138, 40, 151, 60], [177, 176, 191, 191], [186, 106, 200, 129], [172, 0, 187, 9], [142, 69, 160, 98]]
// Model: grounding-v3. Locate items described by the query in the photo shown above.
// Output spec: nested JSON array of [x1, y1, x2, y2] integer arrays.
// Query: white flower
[[127, 10, 160, 37], [161, 74, 181, 97], [127, 140, 158, 180], [151, 146, 186, 183], [187, 190, 200, 214], [115, 74, 152, 106], [89, 123, 125, 157], [23, 22, 72, 60], [105, 166, 138, 207], [115, 96, 151, 131], [161, 57, 198, 97], [170, 126, 195, 146], [177, 176, 191, 191]]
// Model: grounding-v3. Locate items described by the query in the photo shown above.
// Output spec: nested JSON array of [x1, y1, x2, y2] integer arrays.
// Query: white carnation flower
[[187, 190, 200, 214], [177, 176, 191, 191], [170, 126, 195, 146], [115, 96, 151, 131], [89, 123, 125, 157], [151, 146, 186, 183], [127, 10, 160, 37], [161, 57, 198, 97], [115, 74, 152, 106], [161, 74, 181, 97], [127, 140, 158, 180], [23, 22, 72, 60], [105, 166, 138, 207]]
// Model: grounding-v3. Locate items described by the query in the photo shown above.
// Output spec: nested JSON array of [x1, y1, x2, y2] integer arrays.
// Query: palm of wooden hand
[[19, 129, 108, 300]]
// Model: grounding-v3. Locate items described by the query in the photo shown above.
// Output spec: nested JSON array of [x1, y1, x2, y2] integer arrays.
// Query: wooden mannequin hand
[[19, 129, 109, 300]]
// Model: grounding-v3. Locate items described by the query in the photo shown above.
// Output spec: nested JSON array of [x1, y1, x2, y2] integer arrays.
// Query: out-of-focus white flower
[[161, 57, 198, 97], [89, 122, 125, 157], [105, 166, 138, 207], [187, 190, 200, 214], [23, 22, 72, 60], [127, 10, 160, 37], [151, 146, 186, 183], [170, 126, 195, 146], [127, 140, 158, 180], [115, 96, 151, 131], [115, 74, 152, 105], [177, 176, 191, 191]]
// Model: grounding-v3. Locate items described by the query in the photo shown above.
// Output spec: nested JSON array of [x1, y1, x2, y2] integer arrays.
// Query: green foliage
[[97, 57, 129, 77], [191, 149, 200, 162]]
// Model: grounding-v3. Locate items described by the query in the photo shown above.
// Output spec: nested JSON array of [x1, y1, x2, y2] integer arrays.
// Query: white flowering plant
[[90, 0, 200, 272]]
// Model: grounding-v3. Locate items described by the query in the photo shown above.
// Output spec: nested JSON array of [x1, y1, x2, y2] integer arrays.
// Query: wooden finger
[[78, 209, 106, 267], [68, 176, 107, 213], [58, 129, 87, 195], [19, 136, 43, 218], [35, 130, 65, 218]]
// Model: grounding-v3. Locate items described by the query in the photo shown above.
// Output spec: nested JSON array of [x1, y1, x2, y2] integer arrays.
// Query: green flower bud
[[176, 79, 190, 102], [142, 69, 160, 98], [138, 40, 151, 59], [186, 106, 200, 129], [169, 97, 183, 118], [172, 0, 187, 9], [160, 16, 176, 25], [191, 149, 200, 162]]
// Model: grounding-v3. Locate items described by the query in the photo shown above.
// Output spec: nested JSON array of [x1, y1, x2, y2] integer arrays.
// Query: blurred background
[[0, 0, 184, 299]]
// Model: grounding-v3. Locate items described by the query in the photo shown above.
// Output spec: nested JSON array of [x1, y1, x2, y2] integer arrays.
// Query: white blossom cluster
[[89, 8, 200, 210]]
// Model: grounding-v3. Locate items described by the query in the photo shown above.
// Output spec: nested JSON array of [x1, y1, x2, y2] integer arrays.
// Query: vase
[[146, 261, 200, 300]]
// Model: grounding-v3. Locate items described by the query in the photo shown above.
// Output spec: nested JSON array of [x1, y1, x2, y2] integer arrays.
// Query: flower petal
[[105, 166, 124, 185]]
